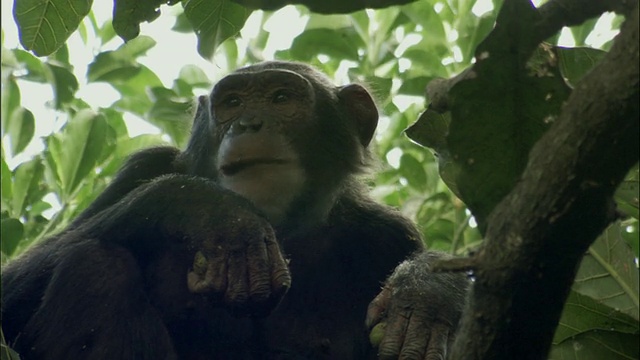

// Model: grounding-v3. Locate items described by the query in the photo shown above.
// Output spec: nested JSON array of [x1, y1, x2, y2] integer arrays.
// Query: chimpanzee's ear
[[338, 84, 379, 147]]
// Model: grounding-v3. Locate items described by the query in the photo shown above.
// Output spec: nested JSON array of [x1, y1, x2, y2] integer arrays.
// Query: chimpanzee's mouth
[[220, 159, 289, 176]]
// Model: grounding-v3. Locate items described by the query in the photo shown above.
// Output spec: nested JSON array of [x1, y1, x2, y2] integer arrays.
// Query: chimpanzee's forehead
[[211, 69, 312, 95]]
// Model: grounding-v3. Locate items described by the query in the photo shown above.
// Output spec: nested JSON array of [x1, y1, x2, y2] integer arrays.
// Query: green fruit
[[369, 322, 386, 347]]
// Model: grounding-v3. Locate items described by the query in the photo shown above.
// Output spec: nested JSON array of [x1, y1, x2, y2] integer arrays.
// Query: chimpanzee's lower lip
[[220, 159, 289, 176]]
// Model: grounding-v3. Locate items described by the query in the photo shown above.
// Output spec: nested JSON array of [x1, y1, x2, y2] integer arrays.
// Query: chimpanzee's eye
[[272, 90, 291, 104], [223, 95, 242, 108]]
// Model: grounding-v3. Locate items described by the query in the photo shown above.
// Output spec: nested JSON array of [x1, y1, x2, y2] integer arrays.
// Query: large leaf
[[573, 223, 640, 321], [13, 0, 92, 56], [290, 28, 363, 62], [6, 107, 35, 155], [11, 158, 45, 217], [46, 63, 79, 108], [550, 330, 638, 360], [146, 88, 194, 146], [47, 110, 109, 199], [87, 36, 156, 83], [406, 109, 461, 197], [12, 49, 47, 82], [408, 6, 572, 228], [555, 291, 638, 344], [1, 157, 13, 210], [557, 47, 607, 88], [110, 65, 163, 116], [1, 76, 21, 132], [399, 153, 428, 191], [615, 165, 639, 221], [184, 0, 252, 59]]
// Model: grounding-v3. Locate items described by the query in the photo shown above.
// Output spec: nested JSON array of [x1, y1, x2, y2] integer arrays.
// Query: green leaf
[[398, 76, 433, 97], [13, 49, 47, 82], [110, 65, 163, 115], [355, 74, 392, 103], [550, 330, 639, 359], [87, 36, 156, 83], [573, 223, 640, 321], [14, 0, 92, 56], [147, 97, 193, 146], [47, 110, 108, 199], [557, 47, 607, 88], [400, 2, 446, 45], [399, 153, 428, 191], [406, 108, 449, 152], [178, 65, 211, 88], [615, 173, 639, 220], [172, 11, 194, 33], [1, 157, 13, 210], [290, 28, 362, 62], [49, 44, 70, 65], [446, 44, 570, 227], [423, 218, 454, 246], [7, 107, 35, 155], [1, 218, 23, 257], [87, 52, 141, 83], [46, 63, 79, 108], [184, 0, 252, 59], [306, 14, 352, 30], [1, 76, 21, 134], [112, 0, 164, 41], [98, 18, 117, 45], [11, 158, 45, 217], [569, 18, 598, 46], [554, 291, 639, 344]]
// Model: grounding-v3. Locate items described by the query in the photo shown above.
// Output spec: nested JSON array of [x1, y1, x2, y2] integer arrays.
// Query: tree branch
[[426, 0, 638, 112], [535, 0, 636, 42], [450, 4, 639, 358]]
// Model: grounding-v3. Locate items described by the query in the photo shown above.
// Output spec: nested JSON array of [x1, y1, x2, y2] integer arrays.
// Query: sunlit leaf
[[184, 0, 252, 59], [399, 153, 427, 191], [47, 110, 109, 199], [12, 49, 47, 82], [569, 18, 598, 46], [178, 65, 211, 88], [110, 65, 163, 115], [14, 0, 92, 56], [46, 63, 79, 108], [557, 47, 606, 88], [147, 88, 193, 146], [1, 157, 13, 210], [1, 77, 21, 133], [290, 28, 362, 62], [87, 36, 156, 82], [7, 107, 35, 155], [11, 158, 45, 217]]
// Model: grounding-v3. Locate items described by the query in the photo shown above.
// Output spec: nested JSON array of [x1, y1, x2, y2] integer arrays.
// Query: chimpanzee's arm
[[68, 146, 183, 228]]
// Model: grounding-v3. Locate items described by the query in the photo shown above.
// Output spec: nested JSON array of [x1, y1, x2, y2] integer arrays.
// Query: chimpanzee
[[1, 61, 469, 359]]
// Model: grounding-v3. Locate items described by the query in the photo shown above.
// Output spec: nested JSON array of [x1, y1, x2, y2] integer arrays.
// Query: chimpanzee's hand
[[184, 194, 291, 316], [366, 252, 469, 360]]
